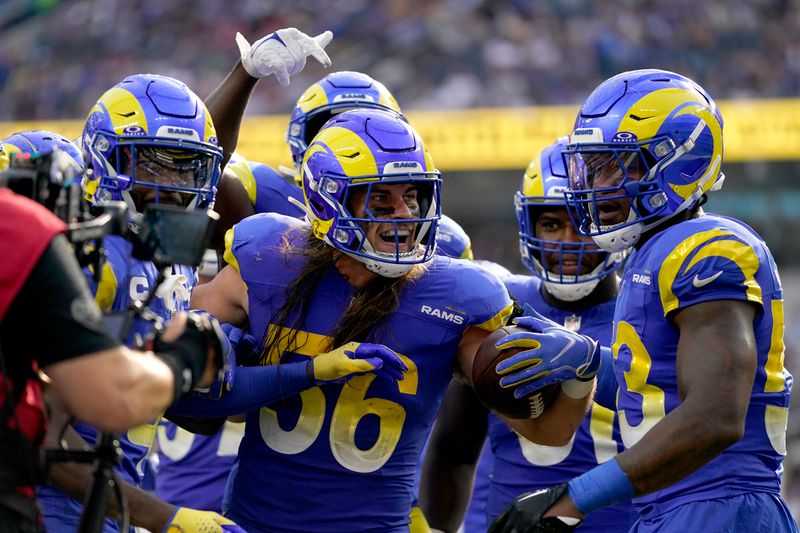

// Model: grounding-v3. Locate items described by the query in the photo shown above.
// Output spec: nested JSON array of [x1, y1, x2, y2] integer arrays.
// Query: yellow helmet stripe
[[313, 126, 378, 176], [97, 87, 147, 134], [618, 88, 709, 142], [668, 104, 724, 198], [297, 83, 329, 113], [522, 158, 545, 196]]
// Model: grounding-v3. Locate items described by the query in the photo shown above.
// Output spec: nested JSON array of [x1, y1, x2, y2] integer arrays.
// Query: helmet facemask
[[564, 143, 667, 253], [309, 171, 441, 278], [517, 196, 623, 301], [86, 132, 221, 218]]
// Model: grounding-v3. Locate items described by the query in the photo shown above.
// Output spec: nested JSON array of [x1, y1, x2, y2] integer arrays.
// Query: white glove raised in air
[[235, 28, 333, 86]]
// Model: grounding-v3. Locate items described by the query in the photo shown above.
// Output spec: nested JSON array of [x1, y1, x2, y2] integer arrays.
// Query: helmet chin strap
[[539, 259, 609, 302], [591, 207, 643, 253], [344, 249, 420, 278], [544, 277, 601, 302]]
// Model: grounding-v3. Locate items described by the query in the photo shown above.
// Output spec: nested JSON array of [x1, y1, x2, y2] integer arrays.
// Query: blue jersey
[[484, 275, 637, 532], [39, 235, 196, 532], [224, 213, 513, 533], [615, 214, 791, 519], [155, 420, 244, 512], [155, 159, 302, 513], [227, 156, 304, 218]]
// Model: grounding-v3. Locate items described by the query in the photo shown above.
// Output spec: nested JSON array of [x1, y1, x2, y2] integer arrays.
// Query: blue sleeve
[[167, 362, 311, 418], [594, 346, 617, 410], [659, 230, 764, 316]]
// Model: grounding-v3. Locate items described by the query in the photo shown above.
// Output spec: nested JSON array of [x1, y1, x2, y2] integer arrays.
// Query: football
[[471, 325, 560, 419]]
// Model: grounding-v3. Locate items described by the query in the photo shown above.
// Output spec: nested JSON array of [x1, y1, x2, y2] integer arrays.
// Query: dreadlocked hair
[[260, 228, 424, 365]]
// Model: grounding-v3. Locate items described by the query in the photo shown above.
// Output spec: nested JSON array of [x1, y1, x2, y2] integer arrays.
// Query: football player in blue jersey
[[186, 109, 590, 533], [420, 139, 637, 533], [157, 68, 409, 518], [34, 73, 248, 533], [490, 69, 798, 533]]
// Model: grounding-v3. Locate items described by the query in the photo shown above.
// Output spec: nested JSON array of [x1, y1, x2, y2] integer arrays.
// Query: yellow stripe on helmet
[[96, 87, 148, 134], [296, 83, 329, 113], [618, 88, 710, 142], [201, 103, 218, 144], [0, 143, 19, 171], [312, 126, 378, 176], [669, 104, 724, 198], [522, 157, 545, 197]]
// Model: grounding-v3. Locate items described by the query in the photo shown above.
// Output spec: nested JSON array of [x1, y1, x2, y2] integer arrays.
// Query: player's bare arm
[[615, 298, 757, 493], [419, 380, 489, 532], [190, 263, 249, 326]]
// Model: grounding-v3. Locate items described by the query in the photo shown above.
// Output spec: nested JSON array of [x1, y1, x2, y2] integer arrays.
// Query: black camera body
[[1, 147, 218, 267]]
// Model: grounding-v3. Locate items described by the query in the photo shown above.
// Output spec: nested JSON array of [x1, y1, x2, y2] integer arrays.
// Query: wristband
[[561, 378, 594, 399], [155, 326, 208, 399], [567, 458, 635, 515]]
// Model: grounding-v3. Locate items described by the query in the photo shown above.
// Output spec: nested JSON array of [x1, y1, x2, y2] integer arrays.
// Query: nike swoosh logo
[[551, 338, 576, 363], [692, 271, 723, 288]]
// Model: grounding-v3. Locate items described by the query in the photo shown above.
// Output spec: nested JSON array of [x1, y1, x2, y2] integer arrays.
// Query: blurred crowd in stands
[[0, 0, 798, 120]]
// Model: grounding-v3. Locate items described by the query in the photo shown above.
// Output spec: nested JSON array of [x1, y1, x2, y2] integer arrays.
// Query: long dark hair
[[260, 228, 422, 365]]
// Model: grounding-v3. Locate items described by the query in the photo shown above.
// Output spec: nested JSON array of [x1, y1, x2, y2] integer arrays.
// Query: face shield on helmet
[[286, 71, 404, 182], [563, 69, 724, 253], [516, 138, 624, 302], [301, 109, 441, 278], [81, 74, 222, 222]]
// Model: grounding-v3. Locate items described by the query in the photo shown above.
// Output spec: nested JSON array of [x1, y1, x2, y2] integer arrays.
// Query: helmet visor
[[566, 148, 645, 192], [122, 145, 216, 190]]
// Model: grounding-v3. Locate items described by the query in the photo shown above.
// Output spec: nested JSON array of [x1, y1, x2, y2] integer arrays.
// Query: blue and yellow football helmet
[[81, 74, 222, 215], [0, 130, 84, 173], [516, 138, 624, 301], [563, 69, 724, 252], [287, 71, 403, 173], [301, 108, 440, 278]]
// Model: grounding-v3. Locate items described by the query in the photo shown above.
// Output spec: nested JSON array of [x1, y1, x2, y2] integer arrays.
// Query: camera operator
[[0, 186, 222, 532]]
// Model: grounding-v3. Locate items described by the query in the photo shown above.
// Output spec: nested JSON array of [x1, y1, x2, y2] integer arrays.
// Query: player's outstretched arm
[[206, 28, 333, 166], [419, 379, 489, 533]]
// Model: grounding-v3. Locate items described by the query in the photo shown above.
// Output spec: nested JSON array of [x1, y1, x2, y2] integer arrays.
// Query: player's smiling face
[[348, 182, 420, 254], [534, 207, 603, 275]]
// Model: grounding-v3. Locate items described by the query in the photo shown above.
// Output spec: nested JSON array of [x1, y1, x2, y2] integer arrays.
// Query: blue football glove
[[236, 28, 333, 86], [222, 324, 261, 366], [495, 305, 600, 399], [311, 342, 408, 385], [488, 483, 581, 533]]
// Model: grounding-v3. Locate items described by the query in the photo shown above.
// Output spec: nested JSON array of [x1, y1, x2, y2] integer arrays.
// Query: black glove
[[154, 311, 227, 399], [488, 483, 581, 533]]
